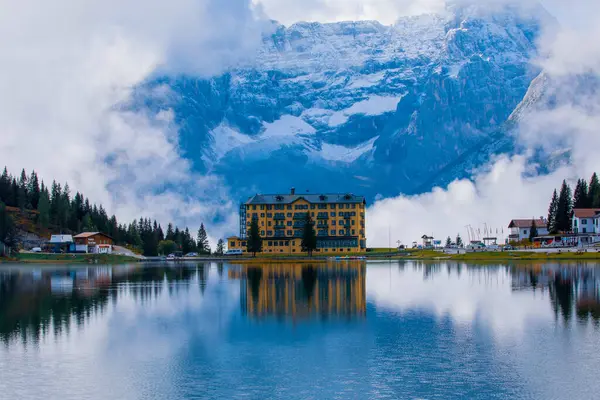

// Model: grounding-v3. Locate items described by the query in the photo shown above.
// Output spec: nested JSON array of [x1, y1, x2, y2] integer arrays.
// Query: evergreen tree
[[0, 202, 18, 252], [182, 227, 195, 254], [216, 239, 225, 255], [9, 178, 19, 208], [37, 188, 51, 228], [197, 223, 209, 254], [157, 224, 165, 242], [547, 189, 559, 234], [0, 168, 10, 205], [28, 171, 40, 210], [166, 223, 175, 241], [247, 218, 262, 257], [556, 180, 573, 233], [82, 213, 97, 232], [174, 227, 182, 250], [573, 179, 590, 209], [17, 169, 29, 210], [445, 236, 452, 247], [456, 234, 463, 248], [589, 173, 600, 208], [301, 214, 317, 256], [529, 219, 539, 242]]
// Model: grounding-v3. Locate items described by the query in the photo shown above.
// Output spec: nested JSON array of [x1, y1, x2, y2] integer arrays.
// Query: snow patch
[[261, 115, 316, 138], [208, 124, 254, 162], [317, 136, 378, 163], [329, 96, 403, 126]]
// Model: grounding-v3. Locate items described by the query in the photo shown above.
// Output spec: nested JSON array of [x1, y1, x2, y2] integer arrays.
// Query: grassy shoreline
[[4, 253, 139, 264], [4, 250, 600, 265]]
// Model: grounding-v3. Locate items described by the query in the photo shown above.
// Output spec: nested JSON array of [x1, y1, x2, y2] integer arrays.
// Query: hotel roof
[[508, 219, 547, 229], [245, 193, 366, 205]]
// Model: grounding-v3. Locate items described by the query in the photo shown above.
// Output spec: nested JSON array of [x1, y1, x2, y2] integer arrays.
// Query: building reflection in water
[[229, 263, 366, 321], [0, 263, 210, 344], [510, 263, 600, 325]]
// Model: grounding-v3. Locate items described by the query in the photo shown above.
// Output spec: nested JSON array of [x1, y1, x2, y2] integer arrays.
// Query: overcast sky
[[254, 0, 596, 27]]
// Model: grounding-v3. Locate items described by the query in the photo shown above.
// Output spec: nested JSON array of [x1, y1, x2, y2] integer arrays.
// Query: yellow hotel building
[[227, 188, 366, 254]]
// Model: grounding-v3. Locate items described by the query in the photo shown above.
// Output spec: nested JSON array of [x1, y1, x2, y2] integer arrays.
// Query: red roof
[[508, 219, 547, 229], [573, 209, 600, 218]]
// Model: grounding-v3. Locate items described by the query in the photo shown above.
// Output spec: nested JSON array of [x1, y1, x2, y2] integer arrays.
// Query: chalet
[[74, 232, 114, 254], [508, 219, 548, 242]]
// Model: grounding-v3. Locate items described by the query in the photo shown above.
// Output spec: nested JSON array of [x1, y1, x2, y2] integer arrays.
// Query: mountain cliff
[[136, 3, 553, 202]]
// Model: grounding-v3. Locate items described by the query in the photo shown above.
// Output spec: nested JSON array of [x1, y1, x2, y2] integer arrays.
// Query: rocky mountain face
[[136, 3, 552, 202]]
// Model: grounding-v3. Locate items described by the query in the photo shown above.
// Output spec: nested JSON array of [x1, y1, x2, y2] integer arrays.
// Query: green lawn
[[14, 252, 139, 264]]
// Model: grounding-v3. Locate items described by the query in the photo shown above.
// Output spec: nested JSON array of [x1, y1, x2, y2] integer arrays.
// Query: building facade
[[507, 219, 548, 242], [73, 232, 114, 254], [228, 189, 366, 254], [572, 209, 600, 234]]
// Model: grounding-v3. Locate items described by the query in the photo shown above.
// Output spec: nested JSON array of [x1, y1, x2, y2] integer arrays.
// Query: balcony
[[317, 213, 329, 220], [293, 213, 308, 220], [293, 221, 306, 228], [273, 214, 285, 220]]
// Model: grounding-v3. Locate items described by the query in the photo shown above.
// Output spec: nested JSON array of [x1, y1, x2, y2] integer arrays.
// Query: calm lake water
[[1, 261, 600, 399]]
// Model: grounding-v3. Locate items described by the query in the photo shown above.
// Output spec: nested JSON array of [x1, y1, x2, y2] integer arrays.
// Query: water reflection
[[3, 261, 600, 345], [0, 263, 212, 344], [229, 263, 366, 321]]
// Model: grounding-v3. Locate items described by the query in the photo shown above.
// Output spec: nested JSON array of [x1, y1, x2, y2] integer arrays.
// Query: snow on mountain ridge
[[139, 3, 550, 201]]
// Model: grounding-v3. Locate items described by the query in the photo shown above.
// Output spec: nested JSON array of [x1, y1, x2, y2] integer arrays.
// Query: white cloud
[[0, 0, 263, 244]]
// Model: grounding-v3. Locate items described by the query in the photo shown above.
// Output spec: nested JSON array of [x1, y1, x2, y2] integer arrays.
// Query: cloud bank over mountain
[[367, 0, 600, 245], [0, 0, 265, 242]]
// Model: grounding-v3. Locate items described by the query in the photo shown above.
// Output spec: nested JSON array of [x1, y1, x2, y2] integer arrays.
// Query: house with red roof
[[507, 219, 548, 242]]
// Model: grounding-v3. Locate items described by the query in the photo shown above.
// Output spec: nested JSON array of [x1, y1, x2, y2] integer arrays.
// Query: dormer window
[[319, 195, 327, 201], [276, 195, 284, 202], [344, 194, 352, 200]]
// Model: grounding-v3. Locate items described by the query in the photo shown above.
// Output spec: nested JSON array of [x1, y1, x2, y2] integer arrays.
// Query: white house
[[508, 219, 548, 242], [572, 209, 600, 234]]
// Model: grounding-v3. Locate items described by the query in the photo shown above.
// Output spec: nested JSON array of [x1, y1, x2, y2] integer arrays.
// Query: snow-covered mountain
[[137, 3, 553, 202]]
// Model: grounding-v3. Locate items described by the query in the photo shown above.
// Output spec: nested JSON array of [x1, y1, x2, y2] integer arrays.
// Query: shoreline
[[4, 249, 600, 265]]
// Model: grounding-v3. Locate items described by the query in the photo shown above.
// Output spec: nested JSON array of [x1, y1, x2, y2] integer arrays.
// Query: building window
[[287, 213, 292, 217], [253, 205, 256, 210], [261, 222, 265, 226], [268, 221, 272, 227], [274, 241, 278, 247], [583, 228, 588, 233], [339, 230, 344, 235], [287, 230, 292, 236], [331, 212, 336, 217], [331, 204, 336, 209], [331, 230, 336, 235], [268, 241, 272, 246], [352, 220, 355, 225], [261, 231, 265, 236], [523, 230, 528, 235], [267, 231, 273, 236], [352, 230, 355, 235], [582, 219, 588, 224], [287, 205, 292, 210], [267, 213, 272, 218], [352, 204, 356, 209], [230, 242, 235, 247], [242, 242, 247, 246], [310, 205, 315, 209]]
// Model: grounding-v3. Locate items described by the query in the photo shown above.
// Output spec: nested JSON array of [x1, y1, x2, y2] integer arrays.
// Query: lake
[[1, 261, 600, 399]]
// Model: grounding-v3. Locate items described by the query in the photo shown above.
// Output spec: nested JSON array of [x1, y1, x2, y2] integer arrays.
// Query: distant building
[[508, 219, 548, 242], [421, 235, 434, 248], [48, 234, 75, 253], [228, 188, 366, 254], [572, 209, 600, 234], [74, 232, 114, 254]]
